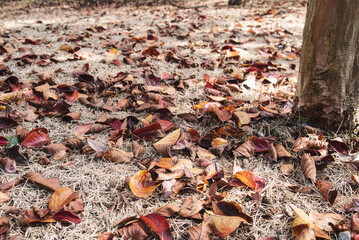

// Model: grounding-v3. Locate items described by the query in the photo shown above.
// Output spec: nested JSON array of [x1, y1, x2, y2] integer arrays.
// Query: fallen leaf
[[49, 187, 78, 213], [118, 221, 149, 240], [0, 136, 9, 145], [102, 149, 133, 163], [205, 210, 249, 238], [280, 164, 294, 176], [0, 117, 18, 130], [53, 210, 82, 223], [129, 170, 159, 198], [0, 192, 10, 204], [328, 139, 349, 155], [22, 128, 51, 148], [132, 141, 145, 158], [188, 215, 212, 240], [233, 171, 265, 190], [316, 179, 337, 205], [87, 138, 111, 153], [24, 171, 61, 192], [155, 204, 180, 218], [153, 129, 182, 156], [309, 211, 344, 232], [179, 198, 203, 218], [300, 154, 316, 181], [98, 232, 114, 240], [140, 213, 172, 240]]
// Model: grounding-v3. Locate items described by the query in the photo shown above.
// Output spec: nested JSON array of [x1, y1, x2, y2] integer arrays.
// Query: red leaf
[[0, 136, 8, 145], [53, 210, 82, 223], [157, 120, 175, 132], [106, 119, 122, 130], [133, 123, 162, 140], [140, 213, 172, 240], [251, 137, 270, 152], [22, 128, 51, 148], [328, 139, 349, 155]]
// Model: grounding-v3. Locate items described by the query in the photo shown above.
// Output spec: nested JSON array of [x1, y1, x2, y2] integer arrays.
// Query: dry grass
[[0, 1, 356, 240]]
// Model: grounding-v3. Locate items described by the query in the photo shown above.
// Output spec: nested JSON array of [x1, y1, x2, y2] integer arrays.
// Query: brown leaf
[[0, 192, 10, 204], [132, 141, 145, 158], [0, 217, 10, 236], [275, 143, 293, 158], [309, 211, 344, 232], [118, 221, 150, 240], [280, 164, 294, 176], [179, 198, 203, 218], [102, 149, 133, 163], [212, 201, 252, 223], [233, 110, 251, 127], [49, 187, 78, 212], [72, 123, 93, 136], [316, 179, 337, 205], [98, 232, 114, 240], [188, 215, 212, 240], [300, 154, 316, 181], [129, 170, 159, 198], [205, 210, 249, 238], [64, 198, 84, 214], [24, 172, 61, 192], [43, 144, 69, 160], [153, 129, 182, 156], [87, 138, 111, 153], [157, 170, 184, 181], [155, 204, 180, 218]]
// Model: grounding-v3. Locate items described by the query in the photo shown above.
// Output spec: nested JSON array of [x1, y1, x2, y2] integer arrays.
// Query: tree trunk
[[294, 0, 359, 131]]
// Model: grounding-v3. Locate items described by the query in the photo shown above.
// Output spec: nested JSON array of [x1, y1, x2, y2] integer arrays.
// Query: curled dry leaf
[[328, 139, 349, 155], [22, 128, 51, 148], [205, 210, 249, 238], [300, 154, 316, 181], [212, 201, 252, 223], [157, 170, 184, 181], [0, 157, 16, 173], [24, 171, 61, 192], [290, 205, 315, 238], [275, 143, 293, 158], [49, 187, 78, 213], [316, 179, 338, 205], [129, 170, 159, 198], [102, 149, 133, 163], [352, 174, 359, 184], [140, 213, 172, 240], [153, 128, 182, 156]]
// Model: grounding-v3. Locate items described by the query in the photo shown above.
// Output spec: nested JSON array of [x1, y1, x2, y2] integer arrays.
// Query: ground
[[0, 1, 357, 240]]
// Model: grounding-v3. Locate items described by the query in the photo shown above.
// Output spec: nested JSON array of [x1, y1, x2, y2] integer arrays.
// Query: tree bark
[[294, 0, 359, 131]]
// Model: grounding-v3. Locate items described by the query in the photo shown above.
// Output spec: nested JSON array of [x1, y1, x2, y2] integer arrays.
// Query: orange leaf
[[49, 187, 78, 213], [233, 171, 264, 190], [129, 170, 159, 198]]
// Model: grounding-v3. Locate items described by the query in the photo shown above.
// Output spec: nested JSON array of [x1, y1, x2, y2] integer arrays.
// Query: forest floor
[[0, 1, 358, 240]]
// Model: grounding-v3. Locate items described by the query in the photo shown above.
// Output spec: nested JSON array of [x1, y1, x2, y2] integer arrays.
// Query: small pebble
[[338, 231, 351, 240]]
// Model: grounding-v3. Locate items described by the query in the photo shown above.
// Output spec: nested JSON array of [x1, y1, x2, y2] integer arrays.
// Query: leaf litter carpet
[[0, 2, 358, 240]]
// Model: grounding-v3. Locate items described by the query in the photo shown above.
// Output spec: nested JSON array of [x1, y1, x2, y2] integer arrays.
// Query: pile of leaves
[[0, 1, 358, 239]]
